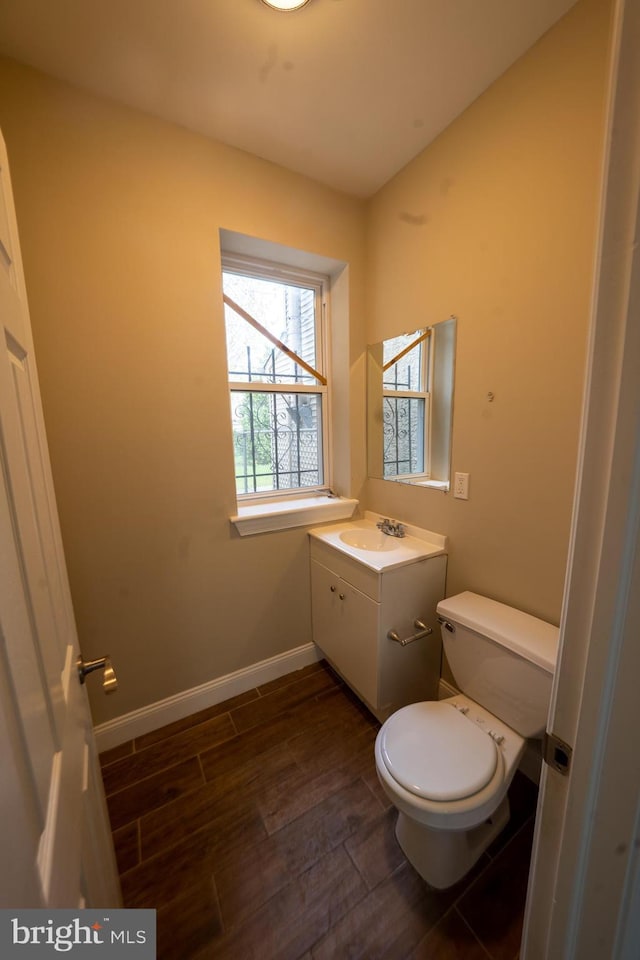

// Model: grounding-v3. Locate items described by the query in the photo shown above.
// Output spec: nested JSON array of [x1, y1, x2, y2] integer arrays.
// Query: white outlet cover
[[454, 472, 469, 500]]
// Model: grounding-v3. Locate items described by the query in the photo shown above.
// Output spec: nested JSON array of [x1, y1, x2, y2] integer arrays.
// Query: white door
[[0, 129, 120, 908], [522, 0, 640, 955]]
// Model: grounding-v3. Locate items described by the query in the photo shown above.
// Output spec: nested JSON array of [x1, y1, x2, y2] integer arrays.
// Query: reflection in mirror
[[367, 317, 456, 488], [382, 329, 430, 478]]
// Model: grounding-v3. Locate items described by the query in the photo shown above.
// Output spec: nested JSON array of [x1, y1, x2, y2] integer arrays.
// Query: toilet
[[374, 590, 559, 889]]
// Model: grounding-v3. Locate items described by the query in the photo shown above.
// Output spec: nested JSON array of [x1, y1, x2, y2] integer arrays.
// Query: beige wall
[[0, 57, 367, 724], [364, 0, 612, 625], [0, 0, 612, 724]]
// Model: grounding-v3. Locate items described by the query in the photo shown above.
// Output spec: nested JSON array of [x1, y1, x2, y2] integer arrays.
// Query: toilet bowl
[[374, 591, 558, 889], [375, 694, 525, 888]]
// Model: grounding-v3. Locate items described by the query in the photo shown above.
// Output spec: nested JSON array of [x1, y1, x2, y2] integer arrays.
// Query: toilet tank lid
[[437, 591, 559, 673]]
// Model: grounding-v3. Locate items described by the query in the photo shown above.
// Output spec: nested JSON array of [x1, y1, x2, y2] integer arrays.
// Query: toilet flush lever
[[387, 620, 433, 647], [77, 655, 118, 694]]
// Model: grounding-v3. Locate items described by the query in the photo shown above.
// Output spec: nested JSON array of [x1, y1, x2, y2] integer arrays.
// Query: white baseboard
[[94, 643, 321, 753], [520, 742, 543, 785], [437, 678, 459, 700]]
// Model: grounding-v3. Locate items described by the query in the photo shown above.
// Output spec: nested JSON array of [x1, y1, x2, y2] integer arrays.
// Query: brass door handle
[[77, 655, 118, 694]]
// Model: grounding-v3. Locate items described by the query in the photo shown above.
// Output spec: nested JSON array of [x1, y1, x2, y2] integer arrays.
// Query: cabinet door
[[310, 559, 342, 664], [310, 559, 380, 708], [338, 579, 380, 708]]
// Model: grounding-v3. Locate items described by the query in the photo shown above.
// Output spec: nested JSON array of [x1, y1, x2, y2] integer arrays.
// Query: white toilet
[[374, 590, 559, 889]]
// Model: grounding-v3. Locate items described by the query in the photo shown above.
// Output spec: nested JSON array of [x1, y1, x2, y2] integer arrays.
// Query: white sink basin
[[339, 529, 399, 552], [309, 516, 447, 573]]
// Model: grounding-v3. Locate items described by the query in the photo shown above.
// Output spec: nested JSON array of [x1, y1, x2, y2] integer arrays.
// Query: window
[[382, 329, 431, 479], [222, 255, 329, 499]]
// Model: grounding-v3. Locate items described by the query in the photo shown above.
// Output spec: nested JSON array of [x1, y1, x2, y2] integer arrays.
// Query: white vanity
[[309, 513, 447, 721]]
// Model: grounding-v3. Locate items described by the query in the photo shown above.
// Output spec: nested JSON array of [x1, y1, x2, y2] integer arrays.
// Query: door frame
[[522, 0, 640, 954]]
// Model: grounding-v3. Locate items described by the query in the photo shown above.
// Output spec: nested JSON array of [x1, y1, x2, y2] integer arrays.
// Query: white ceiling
[[0, 0, 577, 197]]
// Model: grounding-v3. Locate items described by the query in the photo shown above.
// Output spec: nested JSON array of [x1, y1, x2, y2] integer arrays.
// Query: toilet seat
[[375, 696, 525, 833], [379, 701, 498, 802]]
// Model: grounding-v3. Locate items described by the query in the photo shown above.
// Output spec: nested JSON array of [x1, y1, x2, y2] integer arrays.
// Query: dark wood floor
[[99, 660, 538, 960]]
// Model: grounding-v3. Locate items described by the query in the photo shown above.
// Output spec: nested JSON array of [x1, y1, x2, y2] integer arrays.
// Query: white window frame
[[222, 252, 332, 503], [382, 328, 433, 481]]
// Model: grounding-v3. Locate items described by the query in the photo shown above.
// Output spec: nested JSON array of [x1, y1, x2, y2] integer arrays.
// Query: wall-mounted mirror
[[367, 316, 456, 488]]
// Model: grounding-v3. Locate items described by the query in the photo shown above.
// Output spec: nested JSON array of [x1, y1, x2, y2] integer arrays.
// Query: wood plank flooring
[[100, 661, 538, 959]]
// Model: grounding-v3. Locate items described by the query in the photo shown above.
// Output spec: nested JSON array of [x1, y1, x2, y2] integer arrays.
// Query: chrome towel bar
[[387, 620, 433, 647]]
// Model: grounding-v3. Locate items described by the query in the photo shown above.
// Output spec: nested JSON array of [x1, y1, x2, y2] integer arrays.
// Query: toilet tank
[[437, 592, 559, 738]]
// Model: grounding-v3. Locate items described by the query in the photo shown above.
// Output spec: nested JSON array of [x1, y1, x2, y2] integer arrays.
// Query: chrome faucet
[[376, 517, 406, 538]]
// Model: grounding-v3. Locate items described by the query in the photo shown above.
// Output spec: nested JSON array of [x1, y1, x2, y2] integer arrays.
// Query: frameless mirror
[[367, 316, 456, 487]]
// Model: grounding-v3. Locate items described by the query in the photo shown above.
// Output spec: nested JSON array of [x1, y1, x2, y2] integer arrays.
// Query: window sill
[[231, 495, 359, 537], [412, 479, 450, 491]]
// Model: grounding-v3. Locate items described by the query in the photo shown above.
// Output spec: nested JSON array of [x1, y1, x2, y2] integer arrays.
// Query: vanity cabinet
[[309, 536, 447, 720], [310, 557, 380, 708]]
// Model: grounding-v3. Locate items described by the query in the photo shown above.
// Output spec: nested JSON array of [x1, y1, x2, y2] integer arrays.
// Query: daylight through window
[[222, 257, 329, 497], [382, 329, 431, 479]]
